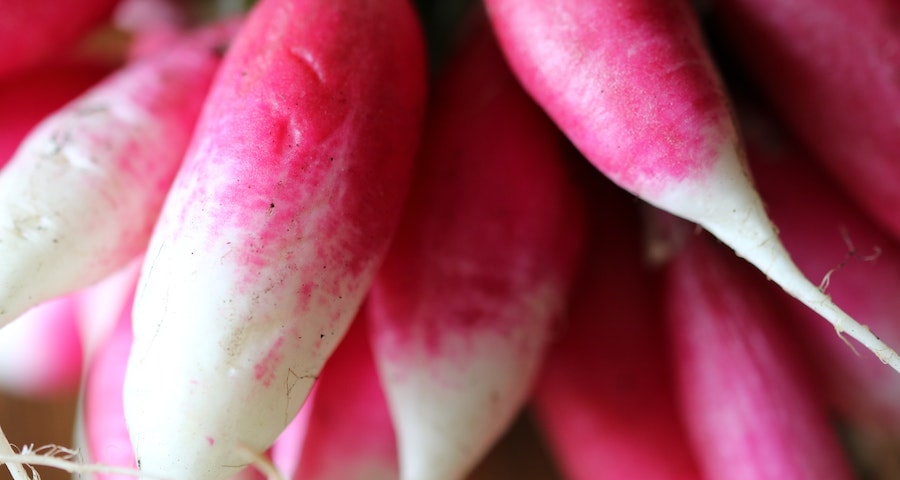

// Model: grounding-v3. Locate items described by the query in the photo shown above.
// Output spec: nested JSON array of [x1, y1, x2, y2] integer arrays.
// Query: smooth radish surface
[[289, 313, 397, 480], [75, 257, 143, 365], [123, 0, 427, 478], [0, 24, 233, 326], [367, 24, 584, 480], [713, 0, 900, 240], [269, 391, 314, 480], [532, 174, 700, 480], [665, 229, 854, 480], [0, 0, 119, 79], [483, 0, 900, 372], [743, 114, 900, 432], [80, 283, 273, 480], [0, 295, 82, 397], [83, 288, 138, 480], [0, 63, 111, 167]]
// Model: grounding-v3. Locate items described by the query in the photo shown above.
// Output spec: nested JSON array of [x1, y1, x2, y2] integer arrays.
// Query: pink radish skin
[[75, 257, 143, 365], [532, 175, 700, 480], [665, 230, 855, 480], [288, 314, 397, 480], [483, 0, 900, 372], [713, 0, 900, 240], [743, 119, 900, 432], [367, 25, 584, 480], [0, 64, 110, 167], [0, 295, 82, 397], [123, 0, 426, 478], [0, 23, 235, 326], [83, 290, 138, 480], [0, 0, 119, 79]]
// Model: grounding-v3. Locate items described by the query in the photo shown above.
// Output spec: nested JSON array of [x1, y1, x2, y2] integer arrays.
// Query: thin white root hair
[[236, 444, 286, 480], [818, 226, 856, 293], [703, 209, 900, 375], [0, 436, 160, 480], [834, 326, 862, 358], [0, 453, 156, 478], [0, 424, 38, 480]]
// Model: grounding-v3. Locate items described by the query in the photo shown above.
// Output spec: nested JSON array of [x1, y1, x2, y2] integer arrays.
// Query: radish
[[269, 393, 314, 480], [741, 110, 900, 433], [287, 313, 397, 480], [532, 174, 700, 480], [79, 286, 276, 480], [82, 287, 138, 480], [664, 227, 855, 480], [0, 22, 234, 326], [712, 0, 900, 241], [482, 0, 900, 371], [122, 0, 427, 478], [0, 0, 120, 79], [0, 63, 110, 167], [0, 296, 82, 397], [75, 257, 143, 365], [366, 22, 585, 480]]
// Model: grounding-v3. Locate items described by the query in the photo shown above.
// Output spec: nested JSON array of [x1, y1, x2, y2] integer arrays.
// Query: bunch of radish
[[0, 0, 898, 478]]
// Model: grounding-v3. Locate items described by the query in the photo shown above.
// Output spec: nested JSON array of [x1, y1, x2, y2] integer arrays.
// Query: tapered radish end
[[657, 144, 900, 374], [378, 324, 552, 480]]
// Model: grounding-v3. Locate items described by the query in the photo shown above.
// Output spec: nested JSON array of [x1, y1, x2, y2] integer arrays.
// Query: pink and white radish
[[664, 227, 855, 480], [269, 394, 314, 480], [79, 287, 273, 480], [483, 0, 900, 371], [0, 63, 110, 168], [742, 112, 900, 433], [0, 0, 119, 79], [286, 313, 397, 480], [532, 175, 700, 480], [713, 0, 900, 241], [123, 0, 427, 478], [366, 23, 584, 480], [75, 257, 143, 365], [0, 295, 82, 397], [81, 288, 138, 480], [0, 22, 234, 326]]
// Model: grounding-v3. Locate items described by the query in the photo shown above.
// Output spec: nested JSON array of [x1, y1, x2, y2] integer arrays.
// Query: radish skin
[[742, 114, 900, 432], [0, 296, 82, 397], [483, 0, 900, 372], [533, 175, 700, 480], [0, 64, 110, 167], [0, 0, 119, 79], [83, 289, 138, 480], [80, 288, 277, 480], [75, 257, 143, 365], [288, 314, 397, 480], [367, 24, 584, 480], [269, 391, 314, 480], [665, 229, 855, 480], [713, 0, 900, 241], [0, 23, 234, 326], [123, 0, 426, 478]]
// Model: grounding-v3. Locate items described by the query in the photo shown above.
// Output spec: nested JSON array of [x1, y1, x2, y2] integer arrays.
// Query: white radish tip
[[664, 146, 900, 375]]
